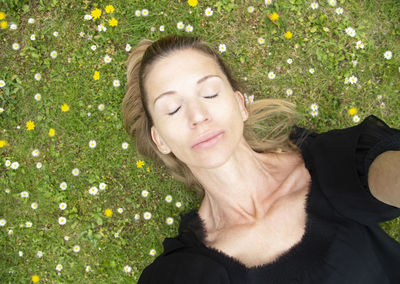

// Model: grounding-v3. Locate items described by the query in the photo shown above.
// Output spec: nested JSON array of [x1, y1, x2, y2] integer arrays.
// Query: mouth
[[191, 130, 224, 150]]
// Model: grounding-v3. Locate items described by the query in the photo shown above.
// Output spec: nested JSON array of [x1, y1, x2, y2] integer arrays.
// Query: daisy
[[19, 251, 23, 257], [257, 37, 265, 44], [142, 9, 149, 16], [0, 80, 4, 87], [89, 140, 96, 148], [73, 245, 80, 253], [86, 266, 91, 272], [89, 187, 98, 195], [59, 203, 67, 210], [144, 212, 152, 220], [117, 208, 124, 214], [60, 182, 67, 190], [286, 89, 293, 96], [104, 55, 111, 63], [21, 191, 29, 198], [58, 217, 66, 225], [135, 10, 141, 16], [165, 195, 173, 203], [205, 7, 213, 16], [247, 6, 255, 13], [219, 43, 226, 53], [344, 77, 349, 84], [380, 102, 385, 109], [11, 162, 19, 169], [99, 183, 107, 190], [98, 104, 105, 111], [8, 229, 13, 235], [353, 115, 360, 123], [349, 75, 358, 84], [30, 34, 36, 41], [0, 219, 6, 226], [125, 43, 131, 52], [149, 249, 156, 256], [268, 72, 276, 79], [311, 2, 319, 9], [122, 142, 129, 149], [336, 7, 343, 14], [114, 232, 119, 238], [287, 58, 293, 64], [37, 251, 43, 258], [79, 31, 85, 37], [159, 25, 165, 31], [384, 51, 392, 60], [34, 73, 41, 81], [56, 264, 63, 271], [124, 265, 132, 273], [72, 168, 80, 176], [31, 202, 38, 209], [328, 0, 337, 6], [355, 40, 364, 49], [141, 190, 149, 197], [185, 25, 193, 32], [84, 14, 92, 20], [12, 43, 20, 50], [53, 31, 59, 37], [64, 236, 70, 241], [166, 217, 174, 225], [26, 221, 32, 227], [28, 18, 36, 24], [265, 0, 272, 5], [309, 68, 315, 74], [177, 21, 184, 30], [311, 110, 319, 117], [98, 24, 106, 32], [113, 80, 120, 87], [310, 103, 319, 111], [345, 27, 356, 37], [10, 23, 17, 30], [50, 51, 57, 59], [36, 162, 42, 168]]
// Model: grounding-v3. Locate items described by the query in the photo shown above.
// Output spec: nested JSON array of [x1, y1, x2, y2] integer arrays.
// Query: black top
[[138, 115, 400, 284]]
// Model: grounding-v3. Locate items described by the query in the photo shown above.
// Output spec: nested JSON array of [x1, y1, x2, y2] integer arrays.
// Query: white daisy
[[89, 187, 98, 195], [84, 14, 92, 20], [177, 21, 184, 30], [72, 168, 80, 176], [311, 2, 319, 9], [159, 25, 165, 31], [185, 25, 193, 32], [268, 72, 276, 79], [50, 51, 58, 59], [33, 93, 41, 101], [0, 219, 6, 226], [56, 264, 63, 271], [135, 10, 141, 17], [0, 107, 4, 113], [165, 195, 173, 203], [53, 31, 59, 37], [353, 115, 360, 123], [257, 37, 265, 44], [31, 202, 38, 210], [345, 27, 356, 37], [309, 68, 315, 74], [349, 75, 358, 84], [0, 80, 5, 87], [98, 104, 105, 111], [28, 18, 36, 24], [286, 89, 293, 96], [205, 7, 213, 16], [117, 208, 124, 214], [26, 221, 32, 228], [60, 182, 67, 191], [344, 77, 349, 84], [10, 23, 17, 30], [125, 43, 131, 52], [247, 6, 255, 13], [265, 0, 272, 5], [310, 103, 319, 111], [11, 162, 19, 169], [98, 24, 106, 32], [380, 102, 385, 109], [64, 235, 70, 241], [21, 191, 29, 198], [37, 251, 43, 258], [328, 0, 337, 6], [142, 9, 149, 16], [12, 43, 20, 50], [143, 212, 152, 220], [19, 251, 23, 257], [166, 217, 174, 225], [149, 249, 156, 256], [79, 31, 85, 37], [59, 203, 67, 210], [134, 214, 140, 220], [355, 40, 364, 49], [86, 266, 91, 272], [124, 265, 132, 273], [310, 110, 319, 117], [58, 217, 66, 225], [287, 58, 293, 64], [336, 7, 343, 15], [384, 51, 392, 60], [122, 142, 129, 149], [89, 140, 96, 148], [141, 190, 149, 197], [114, 232, 119, 238], [73, 245, 80, 253], [34, 73, 41, 81], [36, 162, 42, 169], [99, 182, 107, 190], [219, 43, 226, 53], [113, 80, 120, 87], [8, 229, 13, 235], [30, 34, 36, 41], [104, 55, 111, 63]]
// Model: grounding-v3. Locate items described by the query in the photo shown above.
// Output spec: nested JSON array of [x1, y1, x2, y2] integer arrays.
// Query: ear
[[234, 91, 248, 121], [151, 126, 171, 154]]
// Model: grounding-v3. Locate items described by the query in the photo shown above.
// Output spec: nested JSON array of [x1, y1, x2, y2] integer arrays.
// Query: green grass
[[0, 0, 399, 282]]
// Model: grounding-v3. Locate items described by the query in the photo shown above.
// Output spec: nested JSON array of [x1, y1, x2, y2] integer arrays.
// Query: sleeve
[[137, 252, 231, 284], [307, 115, 400, 225]]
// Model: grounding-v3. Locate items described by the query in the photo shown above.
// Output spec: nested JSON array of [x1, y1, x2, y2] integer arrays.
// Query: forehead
[[144, 49, 226, 99]]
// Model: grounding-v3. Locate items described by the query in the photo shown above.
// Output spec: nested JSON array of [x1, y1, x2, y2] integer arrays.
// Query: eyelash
[[168, 94, 218, 116]]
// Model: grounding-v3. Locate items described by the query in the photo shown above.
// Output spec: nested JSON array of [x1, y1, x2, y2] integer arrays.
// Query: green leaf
[[310, 26, 317, 33]]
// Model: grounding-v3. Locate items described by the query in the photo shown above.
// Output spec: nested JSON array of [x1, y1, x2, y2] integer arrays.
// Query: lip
[[191, 130, 224, 149]]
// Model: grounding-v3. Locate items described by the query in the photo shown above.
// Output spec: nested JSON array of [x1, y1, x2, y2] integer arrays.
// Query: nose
[[188, 100, 210, 127]]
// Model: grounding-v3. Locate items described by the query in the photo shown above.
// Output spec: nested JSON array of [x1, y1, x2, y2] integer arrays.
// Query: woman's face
[[145, 48, 248, 169]]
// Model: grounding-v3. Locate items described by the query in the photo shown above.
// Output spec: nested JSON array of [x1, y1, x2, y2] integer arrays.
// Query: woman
[[122, 34, 400, 283]]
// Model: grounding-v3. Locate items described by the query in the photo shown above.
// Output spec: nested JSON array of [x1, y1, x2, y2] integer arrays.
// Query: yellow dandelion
[[188, 0, 198, 7], [105, 5, 115, 13], [93, 71, 100, 81], [348, 107, 357, 116], [26, 120, 35, 130], [0, 140, 7, 148], [136, 160, 144, 168], [48, 128, 55, 137], [32, 274, 40, 283], [270, 12, 279, 21], [284, 31, 293, 39], [0, 21, 7, 29], [61, 104, 70, 112], [0, 12, 5, 20], [91, 8, 102, 19], [108, 17, 118, 27], [104, 208, 113, 217]]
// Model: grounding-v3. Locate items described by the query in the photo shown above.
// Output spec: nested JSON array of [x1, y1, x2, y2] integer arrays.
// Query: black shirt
[[138, 115, 400, 284]]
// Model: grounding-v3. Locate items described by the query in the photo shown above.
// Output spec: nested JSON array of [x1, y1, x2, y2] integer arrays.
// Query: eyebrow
[[153, 74, 221, 107]]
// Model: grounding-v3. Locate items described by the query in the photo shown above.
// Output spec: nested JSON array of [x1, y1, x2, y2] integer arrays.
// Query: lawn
[[0, 0, 399, 282]]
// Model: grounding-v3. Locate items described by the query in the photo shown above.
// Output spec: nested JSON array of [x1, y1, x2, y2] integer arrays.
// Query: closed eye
[[167, 93, 218, 116]]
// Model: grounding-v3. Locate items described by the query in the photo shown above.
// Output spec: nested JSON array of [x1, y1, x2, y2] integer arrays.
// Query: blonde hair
[[122, 34, 302, 200]]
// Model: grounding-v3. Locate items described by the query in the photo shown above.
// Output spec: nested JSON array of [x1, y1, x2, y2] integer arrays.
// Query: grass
[[0, 0, 399, 282]]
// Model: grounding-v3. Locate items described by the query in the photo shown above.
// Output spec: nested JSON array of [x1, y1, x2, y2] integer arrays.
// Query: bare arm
[[368, 150, 400, 208]]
